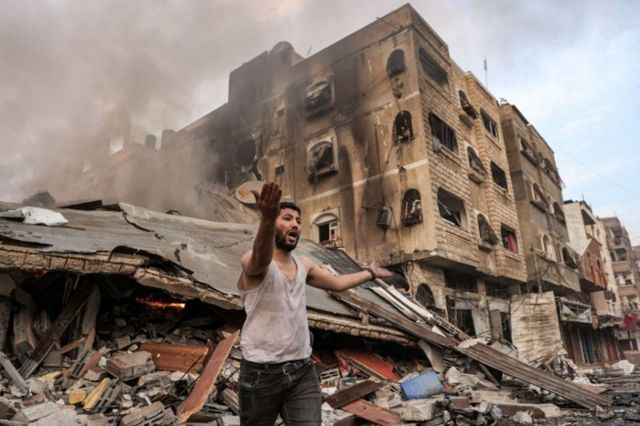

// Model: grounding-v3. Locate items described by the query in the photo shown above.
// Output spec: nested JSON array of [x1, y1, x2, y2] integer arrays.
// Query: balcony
[[591, 291, 623, 319]]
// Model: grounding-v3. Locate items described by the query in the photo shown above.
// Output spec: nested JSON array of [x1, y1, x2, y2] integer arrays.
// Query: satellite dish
[[235, 181, 265, 205]]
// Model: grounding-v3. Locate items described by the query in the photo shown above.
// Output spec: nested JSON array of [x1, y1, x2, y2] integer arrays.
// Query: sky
[[0, 0, 639, 242]]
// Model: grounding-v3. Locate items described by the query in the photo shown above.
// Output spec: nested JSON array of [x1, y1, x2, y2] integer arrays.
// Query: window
[[235, 139, 256, 168], [501, 225, 518, 253], [416, 284, 436, 309], [437, 188, 466, 228], [467, 146, 485, 174], [541, 157, 559, 183], [532, 183, 548, 210], [387, 49, 405, 77], [477, 213, 498, 245], [444, 270, 477, 292], [447, 297, 476, 336], [553, 202, 565, 222], [429, 112, 458, 152], [401, 189, 423, 226], [480, 109, 499, 138], [562, 248, 578, 269], [418, 48, 448, 86], [458, 90, 478, 119], [304, 80, 333, 117], [519, 137, 537, 163], [314, 213, 340, 245], [490, 162, 508, 190], [393, 111, 413, 143], [306, 137, 338, 181]]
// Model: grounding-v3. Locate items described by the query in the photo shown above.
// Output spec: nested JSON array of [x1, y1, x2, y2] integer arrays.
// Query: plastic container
[[400, 371, 443, 399]]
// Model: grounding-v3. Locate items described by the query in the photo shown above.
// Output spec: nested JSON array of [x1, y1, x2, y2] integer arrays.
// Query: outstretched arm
[[241, 182, 282, 279], [303, 257, 392, 292]]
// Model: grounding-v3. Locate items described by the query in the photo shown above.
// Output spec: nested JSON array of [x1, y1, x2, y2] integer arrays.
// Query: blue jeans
[[238, 358, 322, 425]]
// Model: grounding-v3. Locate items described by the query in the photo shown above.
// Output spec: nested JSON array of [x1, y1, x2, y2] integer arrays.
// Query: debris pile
[[0, 272, 247, 425]]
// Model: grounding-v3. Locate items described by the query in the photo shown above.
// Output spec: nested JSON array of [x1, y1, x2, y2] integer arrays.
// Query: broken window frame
[[477, 213, 499, 245], [458, 90, 478, 119], [480, 109, 499, 139], [531, 183, 548, 211], [501, 225, 518, 253], [306, 137, 338, 182], [553, 202, 565, 222], [418, 47, 448, 87], [304, 80, 333, 117], [444, 270, 478, 293], [467, 146, 485, 175], [314, 213, 340, 246], [562, 247, 578, 269], [387, 49, 406, 77], [429, 112, 458, 153], [401, 189, 423, 226], [490, 161, 508, 191], [437, 188, 466, 229], [393, 110, 414, 143], [519, 137, 537, 164]]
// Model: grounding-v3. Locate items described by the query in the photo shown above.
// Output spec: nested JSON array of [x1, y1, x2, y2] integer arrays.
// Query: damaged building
[[4, 2, 640, 424], [62, 4, 640, 369], [564, 200, 623, 364], [136, 4, 531, 351], [601, 216, 640, 351]]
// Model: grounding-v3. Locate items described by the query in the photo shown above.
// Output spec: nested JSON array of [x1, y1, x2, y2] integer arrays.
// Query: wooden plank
[[140, 342, 208, 372], [81, 286, 101, 350], [19, 283, 95, 378], [176, 330, 239, 424], [324, 380, 384, 409], [341, 399, 401, 426], [333, 289, 611, 410]]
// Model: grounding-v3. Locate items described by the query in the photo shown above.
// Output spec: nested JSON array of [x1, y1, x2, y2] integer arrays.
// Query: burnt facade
[[151, 5, 530, 342]]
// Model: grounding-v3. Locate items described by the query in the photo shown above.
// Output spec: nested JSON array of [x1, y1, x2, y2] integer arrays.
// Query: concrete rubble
[[0, 203, 639, 425]]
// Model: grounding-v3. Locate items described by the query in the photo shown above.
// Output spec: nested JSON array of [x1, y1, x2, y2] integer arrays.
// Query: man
[[237, 182, 391, 425]]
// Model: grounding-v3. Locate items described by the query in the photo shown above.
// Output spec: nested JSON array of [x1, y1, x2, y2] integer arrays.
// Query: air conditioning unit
[[376, 206, 392, 230]]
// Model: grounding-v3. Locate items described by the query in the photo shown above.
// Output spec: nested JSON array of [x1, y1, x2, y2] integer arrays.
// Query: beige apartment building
[[135, 4, 531, 341], [601, 217, 640, 350], [65, 4, 638, 364]]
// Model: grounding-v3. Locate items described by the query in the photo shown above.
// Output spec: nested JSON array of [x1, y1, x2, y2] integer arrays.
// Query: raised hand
[[251, 182, 282, 221], [370, 263, 393, 279]]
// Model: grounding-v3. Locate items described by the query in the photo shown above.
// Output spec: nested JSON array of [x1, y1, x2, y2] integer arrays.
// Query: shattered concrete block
[[86, 413, 108, 426], [116, 335, 131, 349], [218, 415, 241, 426], [399, 398, 442, 421], [31, 406, 86, 425], [106, 351, 155, 380], [120, 401, 165, 426], [84, 368, 105, 382], [0, 396, 19, 419], [12, 400, 59, 423], [26, 377, 47, 395], [511, 411, 533, 424], [494, 402, 562, 419], [469, 390, 515, 404]]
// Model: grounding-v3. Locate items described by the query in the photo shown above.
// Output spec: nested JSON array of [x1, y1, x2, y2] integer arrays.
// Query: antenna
[[483, 55, 488, 88]]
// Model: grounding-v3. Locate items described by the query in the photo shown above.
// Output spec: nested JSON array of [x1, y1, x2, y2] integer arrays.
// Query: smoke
[[1, 0, 638, 227]]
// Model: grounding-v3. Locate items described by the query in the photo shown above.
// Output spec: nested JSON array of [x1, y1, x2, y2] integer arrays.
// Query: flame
[[136, 298, 186, 310]]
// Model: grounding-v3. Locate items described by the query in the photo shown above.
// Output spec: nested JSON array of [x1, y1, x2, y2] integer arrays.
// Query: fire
[[136, 298, 186, 310]]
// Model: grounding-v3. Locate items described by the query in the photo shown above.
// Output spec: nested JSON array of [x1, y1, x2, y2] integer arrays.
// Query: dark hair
[[279, 201, 301, 216]]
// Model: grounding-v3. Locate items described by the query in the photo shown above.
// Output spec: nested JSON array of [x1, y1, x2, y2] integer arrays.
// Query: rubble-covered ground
[[0, 271, 639, 425]]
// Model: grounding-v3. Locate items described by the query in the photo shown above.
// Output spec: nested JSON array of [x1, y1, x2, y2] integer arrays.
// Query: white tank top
[[239, 255, 312, 363]]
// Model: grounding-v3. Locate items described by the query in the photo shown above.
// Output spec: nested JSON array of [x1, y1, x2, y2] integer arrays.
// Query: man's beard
[[275, 230, 298, 252]]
